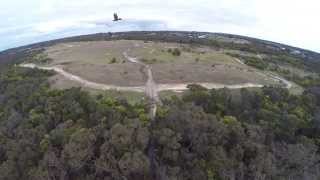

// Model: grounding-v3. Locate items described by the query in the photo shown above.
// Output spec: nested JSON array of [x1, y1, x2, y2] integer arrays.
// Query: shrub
[[151, 58, 157, 63], [243, 56, 268, 70], [110, 57, 117, 64], [172, 48, 181, 56]]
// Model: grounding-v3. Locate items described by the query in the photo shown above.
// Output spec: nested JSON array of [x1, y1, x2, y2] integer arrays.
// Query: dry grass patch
[[43, 40, 284, 89]]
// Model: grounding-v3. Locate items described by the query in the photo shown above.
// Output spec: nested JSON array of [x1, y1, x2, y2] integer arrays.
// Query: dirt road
[[255, 54, 293, 88], [158, 83, 264, 92], [123, 50, 160, 119], [19, 62, 269, 118], [20, 51, 293, 119], [19, 63, 291, 92], [19, 63, 145, 92]]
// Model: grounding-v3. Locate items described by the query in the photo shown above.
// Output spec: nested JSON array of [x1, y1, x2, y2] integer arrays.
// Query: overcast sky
[[1, 0, 319, 52]]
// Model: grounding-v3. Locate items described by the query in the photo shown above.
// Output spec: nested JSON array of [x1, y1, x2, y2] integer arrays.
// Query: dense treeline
[[0, 67, 151, 180], [226, 52, 320, 88], [0, 35, 320, 179], [0, 66, 320, 180], [3, 31, 319, 70]]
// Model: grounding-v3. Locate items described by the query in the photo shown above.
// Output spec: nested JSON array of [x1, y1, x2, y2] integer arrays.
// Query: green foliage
[[227, 52, 320, 88], [172, 48, 181, 56], [168, 48, 181, 56], [140, 57, 158, 64], [291, 75, 320, 87], [1, 59, 320, 179], [139, 113, 150, 124], [226, 53, 268, 70], [243, 56, 269, 70], [270, 55, 304, 67], [31, 53, 52, 64], [109, 57, 117, 64], [156, 106, 169, 119], [39, 135, 50, 152], [222, 116, 238, 125]]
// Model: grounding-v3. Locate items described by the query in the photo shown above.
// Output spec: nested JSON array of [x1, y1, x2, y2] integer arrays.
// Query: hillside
[[0, 31, 320, 180]]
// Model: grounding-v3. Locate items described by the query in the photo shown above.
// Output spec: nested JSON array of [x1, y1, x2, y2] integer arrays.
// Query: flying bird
[[113, 13, 122, 21]]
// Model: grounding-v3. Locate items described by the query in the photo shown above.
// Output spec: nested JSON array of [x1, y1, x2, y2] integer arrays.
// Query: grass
[[44, 40, 284, 91], [159, 90, 182, 101], [45, 40, 238, 66], [134, 48, 236, 65], [49, 74, 145, 104], [98, 90, 145, 105]]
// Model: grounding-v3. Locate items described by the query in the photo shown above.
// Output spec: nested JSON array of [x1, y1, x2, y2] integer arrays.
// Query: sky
[[0, 0, 319, 52]]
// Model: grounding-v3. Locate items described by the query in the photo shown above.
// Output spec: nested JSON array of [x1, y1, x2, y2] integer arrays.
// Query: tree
[[172, 48, 181, 56], [62, 128, 96, 171]]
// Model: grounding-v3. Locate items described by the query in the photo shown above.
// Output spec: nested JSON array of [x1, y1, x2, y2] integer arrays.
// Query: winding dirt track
[[19, 63, 270, 92], [19, 52, 293, 119], [123, 50, 160, 119], [123, 51, 160, 101], [19, 63, 145, 92], [19, 62, 280, 93], [255, 54, 293, 89]]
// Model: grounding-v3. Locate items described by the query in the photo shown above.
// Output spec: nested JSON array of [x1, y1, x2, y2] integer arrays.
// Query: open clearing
[[42, 40, 282, 88], [21, 40, 293, 117], [49, 74, 145, 104]]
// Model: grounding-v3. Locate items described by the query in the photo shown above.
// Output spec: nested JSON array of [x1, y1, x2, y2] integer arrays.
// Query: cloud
[[33, 20, 93, 34], [0, 18, 168, 51], [0, 0, 319, 52]]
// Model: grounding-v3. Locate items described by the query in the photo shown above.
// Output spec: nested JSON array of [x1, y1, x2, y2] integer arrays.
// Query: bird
[[113, 13, 122, 21]]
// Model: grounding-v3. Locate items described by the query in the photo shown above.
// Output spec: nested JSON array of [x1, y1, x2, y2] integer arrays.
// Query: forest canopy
[[0, 65, 320, 180], [1, 32, 320, 180]]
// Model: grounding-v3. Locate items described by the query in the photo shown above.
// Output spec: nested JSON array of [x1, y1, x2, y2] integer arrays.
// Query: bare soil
[[43, 40, 282, 88]]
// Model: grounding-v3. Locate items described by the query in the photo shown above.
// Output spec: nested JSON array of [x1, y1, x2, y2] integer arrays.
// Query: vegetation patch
[[226, 52, 320, 88], [1, 31, 320, 179], [0, 67, 320, 179]]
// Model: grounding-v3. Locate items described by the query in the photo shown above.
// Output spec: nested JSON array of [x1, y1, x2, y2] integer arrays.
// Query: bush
[[110, 57, 117, 64], [172, 48, 181, 56], [151, 58, 157, 63], [226, 53, 268, 70], [244, 56, 268, 70], [168, 48, 181, 56]]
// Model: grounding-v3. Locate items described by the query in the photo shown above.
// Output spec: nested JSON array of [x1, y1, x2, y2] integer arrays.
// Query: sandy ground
[[19, 63, 145, 92], [122, 49, 159, 118], [19, 63, 271, 92], [19, 62, 271, 119], [20, 40, 296, 119], [24, 40, 293, 92], [43, 40, 280, 87], [150, 63, 278, 85]]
